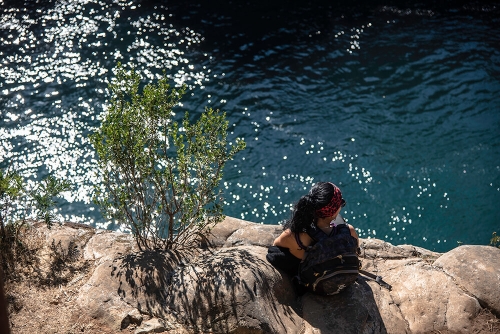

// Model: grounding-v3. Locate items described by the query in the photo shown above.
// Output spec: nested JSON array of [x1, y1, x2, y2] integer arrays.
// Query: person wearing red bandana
[[266, 182, 359, 277]]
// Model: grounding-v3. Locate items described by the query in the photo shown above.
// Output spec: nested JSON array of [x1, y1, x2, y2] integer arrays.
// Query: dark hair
[[283, 182, 336, 233]]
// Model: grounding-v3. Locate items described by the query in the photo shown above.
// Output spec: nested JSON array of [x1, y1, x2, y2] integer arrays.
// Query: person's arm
[[348, 224, 359, 247]]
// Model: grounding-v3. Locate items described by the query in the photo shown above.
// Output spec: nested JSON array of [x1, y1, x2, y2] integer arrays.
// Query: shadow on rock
[[110, 249, 193, 317], [302, 277, 389, 334], [166, 246, 302, 333]]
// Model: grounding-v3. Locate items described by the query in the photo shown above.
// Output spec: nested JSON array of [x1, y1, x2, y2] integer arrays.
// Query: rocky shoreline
[[5, 217, 500, 333]]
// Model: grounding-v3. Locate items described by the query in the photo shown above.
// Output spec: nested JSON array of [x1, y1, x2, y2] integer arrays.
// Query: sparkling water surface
[[1, 0, 499, 252]]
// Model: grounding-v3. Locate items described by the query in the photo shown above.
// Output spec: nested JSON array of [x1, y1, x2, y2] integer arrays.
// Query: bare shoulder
[[273, 229, 295, 247], [273, 228, 312, 259], [273, 229, 313, 248]]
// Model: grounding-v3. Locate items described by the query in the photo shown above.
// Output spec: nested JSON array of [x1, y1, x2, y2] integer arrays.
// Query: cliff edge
[[5, 217, 500, 333]]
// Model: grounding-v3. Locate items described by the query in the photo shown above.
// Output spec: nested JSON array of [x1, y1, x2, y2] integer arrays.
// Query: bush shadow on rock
[[110, 248, 193, 318], [166, 246, 303, 333]]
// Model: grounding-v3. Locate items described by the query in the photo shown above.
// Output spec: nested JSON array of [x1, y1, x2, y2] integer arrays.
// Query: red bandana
[[315, 183, 343, 218]]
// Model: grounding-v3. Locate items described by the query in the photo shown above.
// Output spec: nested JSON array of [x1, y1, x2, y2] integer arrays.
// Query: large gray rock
[[166, 246, 303, 333], [433, 245, 500, 317], [383, 261, 481, 333], [37, 218, 498, 334], [83, 229, 138, 264], [39, 222, 95, 260], [77, 249, 192, 331], [299, 240, 482, 334], [76, 258, 137, 331], [208, 216, 282, 248], [360, 238, 441, 260], [301, 279, 408, 334]]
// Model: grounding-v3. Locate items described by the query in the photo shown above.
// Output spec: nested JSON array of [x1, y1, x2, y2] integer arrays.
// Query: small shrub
[[490, 232, 500, 248], [30, 176, 71, 228], [90, 63, 245, 250], [0, 167, 70, 279], [0, 169, 23, 242]]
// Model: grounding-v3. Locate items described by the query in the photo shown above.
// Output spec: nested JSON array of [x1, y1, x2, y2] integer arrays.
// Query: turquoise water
[[1, 0, 499, 252]]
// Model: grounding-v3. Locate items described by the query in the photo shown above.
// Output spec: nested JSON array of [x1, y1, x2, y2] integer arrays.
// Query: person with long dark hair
[[267, 182, 359, 277]]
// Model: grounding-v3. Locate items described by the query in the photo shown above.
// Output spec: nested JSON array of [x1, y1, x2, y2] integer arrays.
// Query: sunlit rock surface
[[36, 217, 500, 333]]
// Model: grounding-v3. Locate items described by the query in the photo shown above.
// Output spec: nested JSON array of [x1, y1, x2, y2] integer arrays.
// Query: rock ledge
[[6, 217, 500, 334]]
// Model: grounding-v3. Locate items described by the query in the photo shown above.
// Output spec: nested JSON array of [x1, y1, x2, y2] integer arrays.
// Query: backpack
[[296, 223, 360, 295]]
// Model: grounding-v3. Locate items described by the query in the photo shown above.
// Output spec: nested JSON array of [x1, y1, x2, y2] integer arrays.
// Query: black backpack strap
[[359, 269, 392, 290]]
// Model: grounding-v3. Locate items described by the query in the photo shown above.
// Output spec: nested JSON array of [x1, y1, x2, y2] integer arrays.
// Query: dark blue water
[[1, 0, 499, 252]]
